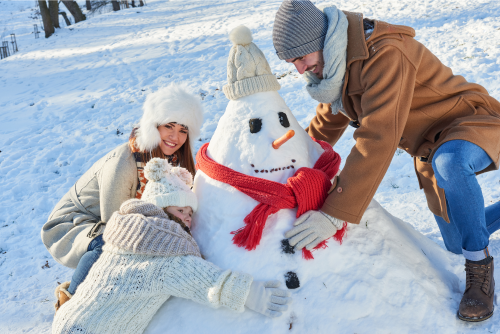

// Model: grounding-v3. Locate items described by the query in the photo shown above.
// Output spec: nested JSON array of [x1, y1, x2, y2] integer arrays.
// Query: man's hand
[[284, 210, 344, 250]]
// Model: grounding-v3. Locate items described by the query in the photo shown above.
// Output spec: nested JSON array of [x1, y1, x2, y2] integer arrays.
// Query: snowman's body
[[145, 91, 461, 334], [190, 91, 328, 287]]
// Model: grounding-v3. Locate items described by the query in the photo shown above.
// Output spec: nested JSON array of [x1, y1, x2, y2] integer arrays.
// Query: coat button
[[337, 187, 343, 193]]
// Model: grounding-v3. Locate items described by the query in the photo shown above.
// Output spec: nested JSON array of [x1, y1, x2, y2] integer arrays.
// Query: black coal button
[[285, 271, 300, 289], [281, 239, 295, 254]]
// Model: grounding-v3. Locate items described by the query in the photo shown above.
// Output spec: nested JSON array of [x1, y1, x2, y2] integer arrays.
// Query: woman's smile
[[163, 140, 177, 148], [158, 122, 188, 156]]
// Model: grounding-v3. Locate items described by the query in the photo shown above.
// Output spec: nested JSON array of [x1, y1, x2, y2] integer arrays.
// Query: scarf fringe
[[333, 222, 348, 244], [301, 221, 348, 260], [231, 213, 266, 251]]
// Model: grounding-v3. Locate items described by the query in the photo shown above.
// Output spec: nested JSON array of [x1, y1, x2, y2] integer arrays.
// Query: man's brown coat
[[308, 12, 500, 224]]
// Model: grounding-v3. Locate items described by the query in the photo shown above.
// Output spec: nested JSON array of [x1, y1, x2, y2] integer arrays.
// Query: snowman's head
[[206, 25, 323, 183], [207, 90, 323, 183]]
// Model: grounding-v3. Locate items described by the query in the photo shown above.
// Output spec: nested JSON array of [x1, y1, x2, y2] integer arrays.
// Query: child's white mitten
[[285, 210, 344, 250], [244, 280, 292, 318]]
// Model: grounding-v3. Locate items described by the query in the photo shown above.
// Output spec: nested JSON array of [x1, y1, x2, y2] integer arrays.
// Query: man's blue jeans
[[67, 234, 104, 295], [432, 140, 500, 256]]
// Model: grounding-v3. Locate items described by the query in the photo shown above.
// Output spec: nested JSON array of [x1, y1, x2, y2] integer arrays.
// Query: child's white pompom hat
[[136, 83, 204, 152], [141, 158, 198, 212]]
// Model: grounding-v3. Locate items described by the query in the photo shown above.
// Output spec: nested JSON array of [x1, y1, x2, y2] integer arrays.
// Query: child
[[52, 158, 291, 334]]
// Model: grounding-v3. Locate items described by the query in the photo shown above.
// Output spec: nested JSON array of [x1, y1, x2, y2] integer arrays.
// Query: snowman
[[145, 27, 462, 334]]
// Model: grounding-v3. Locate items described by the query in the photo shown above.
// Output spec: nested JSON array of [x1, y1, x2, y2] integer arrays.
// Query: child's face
[[166, 206, 193, 228]]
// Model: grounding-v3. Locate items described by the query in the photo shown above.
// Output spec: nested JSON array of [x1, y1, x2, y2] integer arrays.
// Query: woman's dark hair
[[128, 128, 196, 176]]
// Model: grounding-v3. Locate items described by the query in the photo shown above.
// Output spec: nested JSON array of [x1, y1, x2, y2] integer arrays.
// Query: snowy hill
[[1, 0, 500, 333]]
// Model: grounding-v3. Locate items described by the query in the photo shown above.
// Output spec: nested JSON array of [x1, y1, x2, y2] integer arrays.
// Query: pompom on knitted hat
[[141, 158, 198, 212], [135, 82, 204, 153], [223, 25, 281, 100]]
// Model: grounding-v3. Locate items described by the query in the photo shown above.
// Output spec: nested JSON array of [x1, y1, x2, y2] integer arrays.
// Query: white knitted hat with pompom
[[141, 158, 198, 212], [223, 25, 281, 100]]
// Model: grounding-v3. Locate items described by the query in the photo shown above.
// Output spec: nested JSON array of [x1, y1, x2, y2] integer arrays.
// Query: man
[[275, 0, 500, 322]]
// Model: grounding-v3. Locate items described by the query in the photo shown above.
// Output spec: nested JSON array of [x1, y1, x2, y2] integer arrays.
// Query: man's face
[[286, 50, 325, 79]]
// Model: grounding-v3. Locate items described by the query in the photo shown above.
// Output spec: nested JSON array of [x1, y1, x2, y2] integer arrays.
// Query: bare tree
[[88, 1, 111, 15], [61, 1, 86, 23], [59, 11, 71, 26], [38, 0, 54, 38], [49, 0, 60, 28], [111, 0, 120, 11]]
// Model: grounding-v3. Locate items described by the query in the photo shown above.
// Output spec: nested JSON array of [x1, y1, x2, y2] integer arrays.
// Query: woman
[[42, 83, 203, 308]]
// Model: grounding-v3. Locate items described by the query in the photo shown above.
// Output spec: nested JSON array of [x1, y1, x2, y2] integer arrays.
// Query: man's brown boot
[[54, 281, 72, 312], [458, 256, 495, 322]]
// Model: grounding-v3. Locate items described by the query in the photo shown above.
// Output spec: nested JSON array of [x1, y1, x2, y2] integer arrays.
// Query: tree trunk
[[38, 1, 54, 38], [131, 0, 136, 7], [123, 1, 129, 9], [111, 1, 120, 11], [61, 1, 86, 23], [49, 0, 60, 28], [59, 11, 71, 26], [139, 0, 144, 6], [86, 0, 91, 11]]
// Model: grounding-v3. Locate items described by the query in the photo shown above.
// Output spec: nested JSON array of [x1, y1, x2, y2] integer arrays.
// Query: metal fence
[[0, 34, 18, 60]]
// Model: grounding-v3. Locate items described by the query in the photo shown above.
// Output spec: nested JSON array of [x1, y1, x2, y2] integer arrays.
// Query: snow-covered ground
[[1, 0, 500, 333]]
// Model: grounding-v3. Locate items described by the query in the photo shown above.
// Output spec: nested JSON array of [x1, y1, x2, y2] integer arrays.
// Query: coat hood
[[342, 11, 416, 69], [367, 18, 415, 44]]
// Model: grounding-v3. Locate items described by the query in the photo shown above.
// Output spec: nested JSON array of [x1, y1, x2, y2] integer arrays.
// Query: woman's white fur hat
[[136, 83, 204, 152], [141, 158, 198, 212]]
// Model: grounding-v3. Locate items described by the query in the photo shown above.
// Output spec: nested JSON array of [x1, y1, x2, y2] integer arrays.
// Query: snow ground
[[0, 0, 500, 333]]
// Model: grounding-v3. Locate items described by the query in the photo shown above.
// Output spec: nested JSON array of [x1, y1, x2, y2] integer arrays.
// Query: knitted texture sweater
[[52, 200, 253, 334]]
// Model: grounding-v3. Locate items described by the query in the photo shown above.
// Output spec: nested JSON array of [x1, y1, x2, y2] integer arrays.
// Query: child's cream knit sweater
[[52, 200, 253, 334]]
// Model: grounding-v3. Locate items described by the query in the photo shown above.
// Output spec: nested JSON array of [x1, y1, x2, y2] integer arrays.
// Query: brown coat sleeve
[[306, 103, 350, 146], [321, 46, 416, 224]]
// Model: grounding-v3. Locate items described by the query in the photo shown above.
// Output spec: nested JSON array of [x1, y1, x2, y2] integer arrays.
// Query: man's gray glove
[[284, 210, 344, 250], [244, 280, 292, 318]]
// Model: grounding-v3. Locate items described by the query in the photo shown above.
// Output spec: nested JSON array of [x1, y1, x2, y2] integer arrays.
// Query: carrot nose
[[272, 130, 295, 149]]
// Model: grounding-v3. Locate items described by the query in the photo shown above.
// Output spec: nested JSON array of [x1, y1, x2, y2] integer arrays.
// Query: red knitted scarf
[[196, 138, 347, 260]]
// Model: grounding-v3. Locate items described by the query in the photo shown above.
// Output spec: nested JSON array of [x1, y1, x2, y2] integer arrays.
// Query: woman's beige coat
[[41, 143, 138, 268]]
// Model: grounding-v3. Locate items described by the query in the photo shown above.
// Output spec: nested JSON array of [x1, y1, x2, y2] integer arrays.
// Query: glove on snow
[[244, 280, 292, 318], [285, 210, 344, 250]]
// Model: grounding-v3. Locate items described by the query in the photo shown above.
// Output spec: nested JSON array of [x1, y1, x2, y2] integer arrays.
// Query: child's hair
[[163, 208, 192, 235], [128, 128, 196, 176]]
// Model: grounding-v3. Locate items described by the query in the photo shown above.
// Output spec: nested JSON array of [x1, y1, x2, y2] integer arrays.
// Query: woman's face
[[166, 206, 193, 228], [157, 122, 188, 156]]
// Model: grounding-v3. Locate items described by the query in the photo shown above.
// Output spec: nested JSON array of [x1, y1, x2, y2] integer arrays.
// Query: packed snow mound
[[145, 198, 460, 334], [145, 26, 462, 333]]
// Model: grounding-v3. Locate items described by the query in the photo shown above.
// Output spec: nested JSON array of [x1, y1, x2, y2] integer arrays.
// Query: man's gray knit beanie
[[273, 0, 328, 60]]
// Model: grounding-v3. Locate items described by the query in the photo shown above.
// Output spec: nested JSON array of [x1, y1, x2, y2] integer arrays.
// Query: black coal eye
[[249, 118, 262, 133], [278, 112, 290, 128]]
